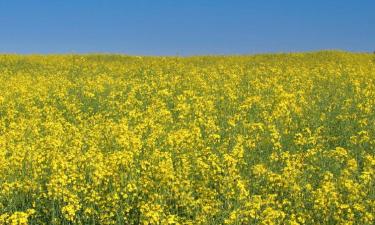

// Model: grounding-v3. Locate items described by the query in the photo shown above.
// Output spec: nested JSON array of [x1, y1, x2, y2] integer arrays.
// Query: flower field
[[0, 51, 374, 224]]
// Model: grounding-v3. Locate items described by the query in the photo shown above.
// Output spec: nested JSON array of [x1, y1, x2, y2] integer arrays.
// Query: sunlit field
[[0, 51, 374, 224]]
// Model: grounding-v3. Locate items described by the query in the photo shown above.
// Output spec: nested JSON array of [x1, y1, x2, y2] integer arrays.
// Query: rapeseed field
[[0, 51, 374, 224]]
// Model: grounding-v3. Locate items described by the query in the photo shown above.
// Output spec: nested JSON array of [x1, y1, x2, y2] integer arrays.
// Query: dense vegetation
[[0, 52, 374, 224]]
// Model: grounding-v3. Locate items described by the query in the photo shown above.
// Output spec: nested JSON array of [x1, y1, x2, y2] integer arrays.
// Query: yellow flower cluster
[[0, 52, 374, 224]]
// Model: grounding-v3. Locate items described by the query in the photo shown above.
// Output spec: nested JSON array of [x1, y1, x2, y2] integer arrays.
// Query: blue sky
[[0, 0, 374, 55]]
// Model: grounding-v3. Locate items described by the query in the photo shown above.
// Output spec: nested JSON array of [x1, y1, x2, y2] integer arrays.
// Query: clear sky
[[0, 0, 374, 55]]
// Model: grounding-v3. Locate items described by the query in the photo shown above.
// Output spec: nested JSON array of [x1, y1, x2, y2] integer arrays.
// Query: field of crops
[[0, 52, 374, 224]]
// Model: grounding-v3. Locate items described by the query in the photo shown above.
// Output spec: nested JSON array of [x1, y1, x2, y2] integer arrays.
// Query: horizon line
[[0, 49, 373, 57]]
